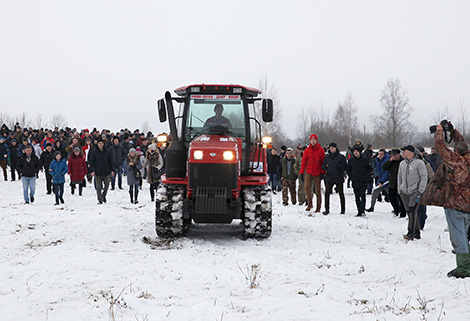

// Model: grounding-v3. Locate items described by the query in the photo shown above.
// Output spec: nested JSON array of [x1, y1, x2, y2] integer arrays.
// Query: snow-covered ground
[[1, 176, 469, 321]]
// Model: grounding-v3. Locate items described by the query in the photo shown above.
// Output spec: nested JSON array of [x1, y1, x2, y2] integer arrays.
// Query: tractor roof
[[174, 84, 261, 97]]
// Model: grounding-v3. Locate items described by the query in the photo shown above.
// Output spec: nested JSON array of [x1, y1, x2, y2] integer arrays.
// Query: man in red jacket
[[300, 134, 325, 212]]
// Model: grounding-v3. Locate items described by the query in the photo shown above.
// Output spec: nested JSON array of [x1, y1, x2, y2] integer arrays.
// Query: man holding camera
[[422, 123, 470, 278]]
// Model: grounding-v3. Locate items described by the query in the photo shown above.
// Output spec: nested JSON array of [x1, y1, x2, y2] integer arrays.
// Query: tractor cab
[[155, 84, 274, 238]]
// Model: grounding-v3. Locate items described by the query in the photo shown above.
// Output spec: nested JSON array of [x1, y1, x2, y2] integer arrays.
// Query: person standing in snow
[[421, 124, 470, 278], [382, 149, 407, 217], [347, 146, 373, 217], [366, 149, 390, 212], [397, 145, 428, 241], [68, 147, 87, 196], [88, 139, 114, 204], [268, 148, 281, 194], [17, 145, 41, 204], [49, 151, 68, 205], [40, 143, 55, 195], [299, 134, 325, 212], [126, 148, 142, 204], [0, 136, 10, 181], [321, 142, 347, 215], [145, 143, 163, 202], [280, 148, 297, 206]]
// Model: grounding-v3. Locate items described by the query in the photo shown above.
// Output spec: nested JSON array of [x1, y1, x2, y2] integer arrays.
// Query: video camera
[[429, 119, 453, 134], [430, 119, 454, 143]]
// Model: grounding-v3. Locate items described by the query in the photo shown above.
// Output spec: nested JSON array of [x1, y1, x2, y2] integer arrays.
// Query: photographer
[[422, 123, 470, 278]]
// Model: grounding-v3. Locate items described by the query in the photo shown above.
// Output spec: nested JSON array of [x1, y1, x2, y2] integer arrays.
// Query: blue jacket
[[376, 153, 390, 186], [0, 141, 10, 161], [49, 159, 68, 184]]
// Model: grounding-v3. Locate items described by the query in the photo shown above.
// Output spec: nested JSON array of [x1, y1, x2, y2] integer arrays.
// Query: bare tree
[[32, 114, 48, 129], [0, 112, 13, 129], [455, 100, 469, 139], [432, 105, 453, 124], [371, 78, 415, 147], [15, 112, 30, 128], [49, 114, 68, 129], [141, 121, 150, 134], [333, 93, 359, 149]]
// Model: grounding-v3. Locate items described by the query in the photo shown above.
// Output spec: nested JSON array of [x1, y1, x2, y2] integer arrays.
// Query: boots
[[71, 184, 75, 195], [447, 253, 470, 278], [78, 184, 83, 196], [129, 190, 134, 203], [366, 207, 374, 212], [134, 189, 139, 204]]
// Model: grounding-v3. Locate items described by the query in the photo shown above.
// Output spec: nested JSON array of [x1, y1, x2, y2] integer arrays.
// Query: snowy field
[[1, 176, 469, 321]]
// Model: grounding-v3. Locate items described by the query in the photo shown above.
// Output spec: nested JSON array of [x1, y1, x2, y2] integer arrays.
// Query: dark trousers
[[400, 193, 421, 232], [10, 163, 20, 181], [389, 187, 406, 217], [325, 181, 345, 212], [45, 171, 53, 194], [0, 160, 7, 180], [53, 183, 64, 204], [95, 175, 111, 202], [353, 185, 367, 214], [149, 183, 158, 201], [418, 204, 428, 230]]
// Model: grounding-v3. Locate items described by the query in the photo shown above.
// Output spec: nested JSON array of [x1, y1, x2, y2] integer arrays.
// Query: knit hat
[[401, 145, 415, 153], [328, 142, 337, 148], [46, 142, 52, 147], [148, 143, 157, 151], [54, 151, 61, 157], [0, 136, 5, 141], [309, 134, 318, 141], [73, 147, 81, 153], [353, 146, 362, 152], [129, 148, 137, 154]]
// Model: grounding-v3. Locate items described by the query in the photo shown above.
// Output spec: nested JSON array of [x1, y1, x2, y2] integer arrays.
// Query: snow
[[1, 177, 469, 321]]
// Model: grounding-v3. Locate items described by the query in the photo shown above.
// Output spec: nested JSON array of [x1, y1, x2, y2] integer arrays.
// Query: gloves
[[300, 174, 305, 182]]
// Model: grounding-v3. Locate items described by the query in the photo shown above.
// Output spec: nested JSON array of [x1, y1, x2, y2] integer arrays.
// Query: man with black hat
[[321, 142, 347, 215], [347, 145, 373, 217], [382, 149, 406, 217], [397, 145, 428, 240], [40, 143, 55, 194]]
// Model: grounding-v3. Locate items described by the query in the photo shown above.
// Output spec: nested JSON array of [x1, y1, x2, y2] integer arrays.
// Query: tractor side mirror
[[262, 99, 273, 122], [157, 99, 167, 123]]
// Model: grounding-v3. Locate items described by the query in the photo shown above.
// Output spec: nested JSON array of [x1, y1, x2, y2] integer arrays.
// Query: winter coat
[[268, 154, 281, 175], [41, 137, 55, 150], [429, 152, 442, 170], [0, 141, 10, 161], [300, 143, 325, 176], [121, 141, 134, 152], [281, 156, 297, 180], [126, 153, 142, 185], [397, 156, 428, 196], [382, 156, 403, 189], [8, 144, 19, 167], [322, 150, 347, 184], [49, 159, 68, 184], [40, 149, 55, 172], [17, 144, 36, 157], [16, 153, 41, 178], [88, 147, 113, 176], [346, 154, 373, 188], [109, 144, 127, 167], [376, 153, 390, 186], [145, 149, 163, 184], [421, 129, 470, 213], [67, 152, 87, 182]]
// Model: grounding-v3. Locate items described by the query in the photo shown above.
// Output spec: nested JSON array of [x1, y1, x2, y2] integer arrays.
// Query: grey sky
[[1, 0, 469, 139]]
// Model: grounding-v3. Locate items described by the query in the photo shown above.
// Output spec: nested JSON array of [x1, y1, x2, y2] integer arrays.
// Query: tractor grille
[[194, 187, 228, 214], [188, 163, 238, 190]]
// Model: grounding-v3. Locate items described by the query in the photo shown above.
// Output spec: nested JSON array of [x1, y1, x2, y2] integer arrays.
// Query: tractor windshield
[[185, 95, 245, 141]]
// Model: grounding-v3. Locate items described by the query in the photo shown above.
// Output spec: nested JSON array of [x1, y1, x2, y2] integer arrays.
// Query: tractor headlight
[[262, 136, 272, 144], [157, 134, 167, 143], [194, 150, 203, 160], [223, 151, 234, 161]]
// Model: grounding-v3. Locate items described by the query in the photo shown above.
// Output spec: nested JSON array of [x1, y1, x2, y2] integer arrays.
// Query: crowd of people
[[266, 127, 470, 278], [0, 123, 166, 206], [1, 122, 469, 278]]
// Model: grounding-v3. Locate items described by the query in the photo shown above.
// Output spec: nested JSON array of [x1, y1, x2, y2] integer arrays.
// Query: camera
[[429, 119, 453, 134]]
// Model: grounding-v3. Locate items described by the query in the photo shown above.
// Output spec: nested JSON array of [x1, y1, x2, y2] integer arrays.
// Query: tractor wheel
[[155, 184, 188, 238], [242, 185, 272, 239]]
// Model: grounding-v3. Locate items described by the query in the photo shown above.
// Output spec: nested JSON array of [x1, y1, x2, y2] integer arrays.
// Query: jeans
[[53, 183, 64, 204], [269, 173, 278, 191], [21, 176, 36, 202], [445, 208, 470, 254], [111, 164, 123, 189], [353, 186, 366, 214]]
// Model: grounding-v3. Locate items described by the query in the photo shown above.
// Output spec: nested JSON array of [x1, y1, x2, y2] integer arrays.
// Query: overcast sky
[[1, 0, 469, 140]]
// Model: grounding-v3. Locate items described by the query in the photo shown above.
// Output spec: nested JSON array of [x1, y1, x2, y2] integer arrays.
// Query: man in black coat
[[8, 139, 20, 181], [88, 139, 114, 204], [16, 145, 41, 204], [40, 143, 55, 194], [382, 149, 407, 217], [321, 143, 347, 215], [109, 136, 127, 190], [347, 146, 373, 217]]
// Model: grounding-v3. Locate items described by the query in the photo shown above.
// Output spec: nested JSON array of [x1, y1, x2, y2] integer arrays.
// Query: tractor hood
[[189, 134, 240, 164]]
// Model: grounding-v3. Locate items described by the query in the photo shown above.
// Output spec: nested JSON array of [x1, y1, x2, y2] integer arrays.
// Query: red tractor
[[155, 84, 274, 238]]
